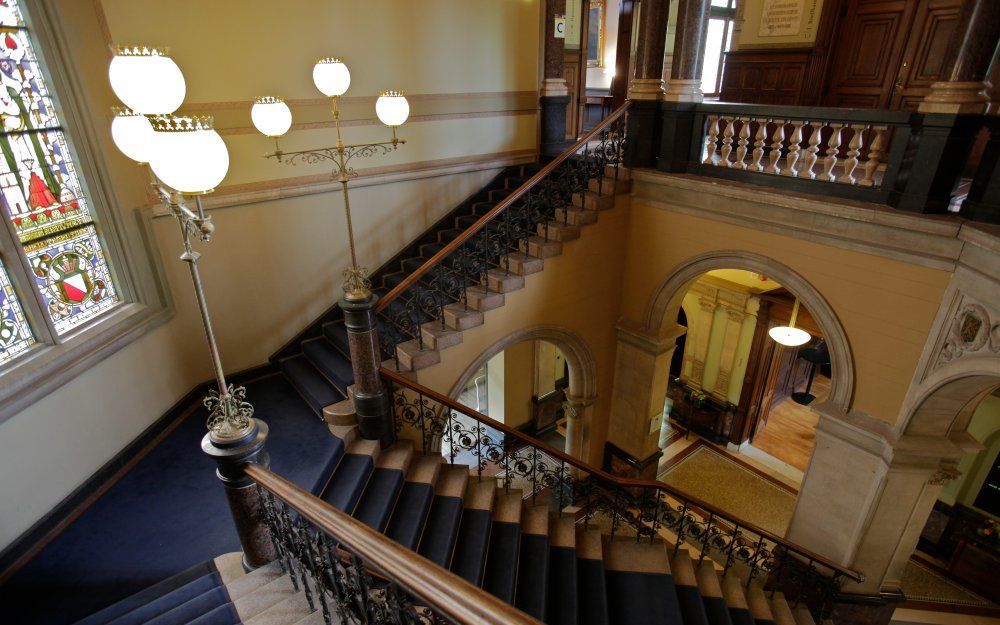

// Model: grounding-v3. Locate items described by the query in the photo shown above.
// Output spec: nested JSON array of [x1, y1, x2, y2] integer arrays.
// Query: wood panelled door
[[824, 0, 962, 109]]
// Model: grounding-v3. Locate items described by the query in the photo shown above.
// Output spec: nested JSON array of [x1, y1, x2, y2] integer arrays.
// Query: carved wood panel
[[564, 56, 580, 139], [889, 0, 961, 109], [719, 50, 809, 105]]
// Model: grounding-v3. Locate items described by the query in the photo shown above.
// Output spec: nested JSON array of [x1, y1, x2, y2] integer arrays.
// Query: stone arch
[[642, 249, 856, 412], [900, 356, 1000, 438], [447, 325, 599, 459]]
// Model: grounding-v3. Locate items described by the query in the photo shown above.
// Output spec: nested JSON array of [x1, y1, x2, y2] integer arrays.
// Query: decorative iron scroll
[[384, 374, 860, 619]]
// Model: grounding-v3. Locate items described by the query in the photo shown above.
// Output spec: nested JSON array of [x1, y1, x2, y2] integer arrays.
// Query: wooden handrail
[[246, 464, 544, 625], [379, 367, 866, 584], [374, 100, 633, 314]]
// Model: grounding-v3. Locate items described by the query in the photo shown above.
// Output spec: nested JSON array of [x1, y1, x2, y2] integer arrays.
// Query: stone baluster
[[734, 118, 751, 169], [822, 123, 843, 182], [751, 120, 767, 172], [837, 125, 864, 185], [766, 120, 786, 174], [799, 122, 821, 179], [719, 118, 735, 168], [786, 121, 804, 177], [859, 125, 887, 188], [703, 116, 720, 164]]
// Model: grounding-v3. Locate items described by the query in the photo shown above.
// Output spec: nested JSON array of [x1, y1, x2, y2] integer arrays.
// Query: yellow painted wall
[[0, 0, 542, 549], [621, 198, 952, 425], [503, 341, 537, 430]]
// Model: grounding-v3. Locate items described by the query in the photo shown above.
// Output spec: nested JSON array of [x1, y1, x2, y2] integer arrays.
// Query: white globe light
[[108, 46, 185, 115], [768, 326, 811, 347], [312, 58, 351, 97], [110, 108, 156, 163], [149, 116, 229, 194], [251, 96, 292, 137], [376, 91, 410, 127]]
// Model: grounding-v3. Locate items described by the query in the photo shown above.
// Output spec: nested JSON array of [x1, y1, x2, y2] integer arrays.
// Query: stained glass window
[[0, 258, 33, 364], [0, 0, 119, 340]]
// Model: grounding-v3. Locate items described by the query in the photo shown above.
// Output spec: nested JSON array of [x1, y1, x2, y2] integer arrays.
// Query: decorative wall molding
[[935, 297, 1000, 367]]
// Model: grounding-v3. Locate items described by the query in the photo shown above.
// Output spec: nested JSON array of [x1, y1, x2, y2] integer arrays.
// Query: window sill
[[0, 302, 173, 424]]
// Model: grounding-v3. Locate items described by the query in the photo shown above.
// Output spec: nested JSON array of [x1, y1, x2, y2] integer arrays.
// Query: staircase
[[77, 422, 824, 625]]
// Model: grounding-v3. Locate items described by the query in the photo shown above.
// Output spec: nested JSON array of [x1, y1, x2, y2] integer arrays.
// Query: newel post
[[341, 294, 394, 446], [202, 419, 277, 570]]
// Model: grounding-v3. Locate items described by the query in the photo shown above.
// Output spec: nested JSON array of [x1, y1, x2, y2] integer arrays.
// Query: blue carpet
[[0, 374, 342, 625]]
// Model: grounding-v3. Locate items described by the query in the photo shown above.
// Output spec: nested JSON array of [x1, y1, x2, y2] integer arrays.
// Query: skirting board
[[0, 363, 277, 585]]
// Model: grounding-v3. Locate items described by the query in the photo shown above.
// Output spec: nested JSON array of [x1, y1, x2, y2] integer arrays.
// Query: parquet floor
[[749, 375, 830, 472]]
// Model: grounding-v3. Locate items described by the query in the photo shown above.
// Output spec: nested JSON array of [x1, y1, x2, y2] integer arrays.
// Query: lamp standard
[[251, 58, 409, 444], [108, 45, 274, 569]]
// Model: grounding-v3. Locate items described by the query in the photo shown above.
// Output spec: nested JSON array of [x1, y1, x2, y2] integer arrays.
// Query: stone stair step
[[233, 574, 296, 622], [547, 516, 579, 625], [588, 175, 630, 195], [572, 192, 615, 211], [302, 337, 354, 393], [519, 235, 563, 258], [696, 559, 731, 625], [604, 538, 681, 625], [278, 355, 346, 417], [443, 303, 484, 331], [418, 465, 470, 568], [244, 590, 311, 625], [604, 164, 630, 179], [500, 252, 545, 275], [672, 550, 711, 625], [575, 528, 609, 625], [748, 585, 777, 624], [323, 396, 356, 426], [554, 205, 599, 226], [465, 286, 505, 311], [420, 321, 464, 350], [515, 507, 552, 621], [486, 268, 526, 293], [770, 592, 798, 625], [794, 604, 818, 625], [721, 574, 756, 625], [538, 221, 581, 242], [450, 481, 495, 586], [395, 338, 441, 371]]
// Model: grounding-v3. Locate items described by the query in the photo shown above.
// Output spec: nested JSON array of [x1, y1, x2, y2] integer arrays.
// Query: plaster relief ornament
[[937, 299, 1000, 366]]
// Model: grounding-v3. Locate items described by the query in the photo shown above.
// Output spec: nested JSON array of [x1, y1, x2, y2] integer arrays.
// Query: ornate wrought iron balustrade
[[380, 368, 865, 619], [373, 104, 631, 365], [247, 464, 542, 625]]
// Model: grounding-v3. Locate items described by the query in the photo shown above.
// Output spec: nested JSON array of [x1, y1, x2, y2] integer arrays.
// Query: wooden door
[[824, 0, 963, 109]]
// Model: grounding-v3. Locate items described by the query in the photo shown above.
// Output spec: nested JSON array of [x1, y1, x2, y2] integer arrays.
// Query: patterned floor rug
[[901, 558, 997, 610]]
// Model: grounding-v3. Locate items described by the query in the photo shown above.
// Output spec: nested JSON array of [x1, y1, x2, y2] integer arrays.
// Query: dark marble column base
[[540, 95, 572, 157], [603, 441, 662, 481], [201, 419, 276, 570], [654, 102, 698, 173], [623, 99, 662, 169], [826, 590, 905, 625], [341, 294, 395, 446]]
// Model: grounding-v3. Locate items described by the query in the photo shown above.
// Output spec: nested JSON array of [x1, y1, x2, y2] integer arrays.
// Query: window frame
[[701, 0, 737, 99], [0, 0, 170, 422]]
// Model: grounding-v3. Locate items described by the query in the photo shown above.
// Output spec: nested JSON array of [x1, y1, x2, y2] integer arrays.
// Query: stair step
[[439, 228, 465, 243], [233, 574, 295, 621], [577, 552, 610, 625], [385, 481, 436, 551], [465, 286, 505, 311], [243, 590, 310, 625], [141, 584, 231, 625], [419, 242, 445, 258], [548, 518, 579, 625], [395, 338, 441, 371], [400, 256, 427, 274], [696, 559, 731, 625], [449, 508, 493, 585], [499, 252, 544, 276], [417, 495, 465, 568], [721, 575, 755, 625], [353, 467, 405, 532], [382, 271, 407, 290], [771, 592, 798, 625], [538, 221, 581, 241], [514, 524, 551, 620], [519, 235, 563, 258], [456, 214, 480, 230], [588, 175, 630, 195], [486, 268, 525, 293], [443, 303, 484, 331], [97, 570, 223, 625], [279, 355, 345, 416], [302, 338, 354, 392], [554, 205, 599, 226], [572, 192, 615, 211], [672, 550, 711, 625], [321, 322, 351, 357], [420, 321, 464, 350], [471, 201, 496, 216], [320, 453, 374, 513], [222, 562, 284, 603], [187, 602, 241, 625], [489, 188, 512, 201], [605, 539, 684, 625], [483, 521, 522, 603]]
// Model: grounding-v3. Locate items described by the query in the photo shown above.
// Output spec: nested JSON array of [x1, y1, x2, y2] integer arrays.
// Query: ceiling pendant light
[[769, 298, 811, 347]]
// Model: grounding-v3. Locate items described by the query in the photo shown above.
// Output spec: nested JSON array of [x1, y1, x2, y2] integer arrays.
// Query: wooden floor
[[750, 375, 830, 472]]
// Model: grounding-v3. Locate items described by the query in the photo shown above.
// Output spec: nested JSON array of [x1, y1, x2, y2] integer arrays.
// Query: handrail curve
[[379, 366, 865, 585], [374, 100, 633, 314], [247, 463, 544, 625]]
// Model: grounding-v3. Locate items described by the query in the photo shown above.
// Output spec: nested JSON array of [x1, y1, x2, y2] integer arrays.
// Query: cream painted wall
[[939, 395, 1000, 517], [621, 198, 952, 426], [0, 0, 542, 550], [503, 341, 536, 430], [487, 351, 506, 422]]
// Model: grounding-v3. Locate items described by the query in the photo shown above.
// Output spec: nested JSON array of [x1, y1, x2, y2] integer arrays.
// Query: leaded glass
[[0, 0, 119, 334], [0, 257, 33, 364]]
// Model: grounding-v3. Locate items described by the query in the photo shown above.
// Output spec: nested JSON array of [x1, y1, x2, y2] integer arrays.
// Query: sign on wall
[[758, 0, 805, 37], [554, 13, 567, 39]]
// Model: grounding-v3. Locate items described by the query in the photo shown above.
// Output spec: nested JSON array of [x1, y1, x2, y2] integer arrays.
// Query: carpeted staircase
[[77, 422, 825, 625]]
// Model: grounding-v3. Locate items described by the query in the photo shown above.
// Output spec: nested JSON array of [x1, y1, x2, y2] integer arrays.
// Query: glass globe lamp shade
[[376, 91, 409, 127], [110, 108, 156, 163], [251, 96, 292, 137], [108, 46, 185, 115], [312, 58, 351, 97], [768, 326, 811, 347], [149, 116, 229, 194]]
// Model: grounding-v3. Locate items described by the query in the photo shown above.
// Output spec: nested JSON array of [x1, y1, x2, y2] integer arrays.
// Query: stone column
[[625, 0, 670, 168], [606, 320, 685, 479], [341, 294, 394, 446], [919, 0, 1000, 114], [202, 419, 277, 570], [663, 0, 711, 103], [541, 0, 572, 156], [563, 393, 593, 462], [713, 307, 746, 399]]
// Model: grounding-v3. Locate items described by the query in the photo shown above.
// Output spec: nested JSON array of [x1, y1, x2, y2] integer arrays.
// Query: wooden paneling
[[890, 0, 962, 110], [564, 55, 581, 139], [720, 49, 809, 104]]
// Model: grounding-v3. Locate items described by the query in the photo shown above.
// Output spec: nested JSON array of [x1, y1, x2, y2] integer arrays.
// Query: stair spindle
[[719, 117, 735, 168], [799, 123, 820, 179], [859, 125, 887, 188], [734, 118, 751, 170], [786, 122, 804, 177], [837, 124, 863, 185], [703, 115, 720, 164], [766, 120, 786, 174], [822, 123, 843, 182], [751, 119, 767, 172]]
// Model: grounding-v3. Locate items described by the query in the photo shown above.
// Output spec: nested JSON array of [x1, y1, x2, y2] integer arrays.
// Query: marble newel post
[[663, 0, 711, 103], [202, 421, 277, 570], [341, 295, 394, 446], [918, 0, 1000, 115], [541, 0, 572, 156], [625, 0, 670, 167]]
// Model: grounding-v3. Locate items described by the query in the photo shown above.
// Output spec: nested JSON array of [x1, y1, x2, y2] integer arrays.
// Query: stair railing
[[380, 367, 865, 618], [246, 464, 543, 625], [373, 102, 632, 365]]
